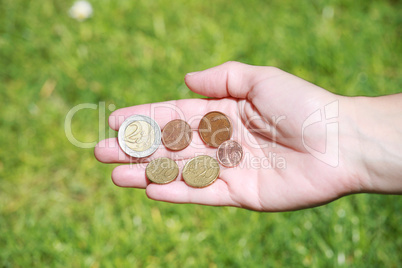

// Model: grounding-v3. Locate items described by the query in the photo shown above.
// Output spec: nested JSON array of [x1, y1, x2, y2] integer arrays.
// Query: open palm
[[95, 62, 360, 211]]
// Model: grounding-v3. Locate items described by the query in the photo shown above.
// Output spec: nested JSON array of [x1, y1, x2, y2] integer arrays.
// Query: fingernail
[[186, 71, 200, 76]]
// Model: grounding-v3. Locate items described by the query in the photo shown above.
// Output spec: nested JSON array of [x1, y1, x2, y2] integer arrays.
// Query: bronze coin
[[217, 140, 243, 168], [182, 155, 220, 188], [162, 119, 193, 151], [146, 157, 179, 184], [198, 111, 232, 148]]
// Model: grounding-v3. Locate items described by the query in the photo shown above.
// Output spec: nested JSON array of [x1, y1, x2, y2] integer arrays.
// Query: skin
[[94, 61, 402, 212]]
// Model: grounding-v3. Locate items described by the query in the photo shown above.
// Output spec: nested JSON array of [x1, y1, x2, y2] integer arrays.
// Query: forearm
[[352, 93, 402, 194]]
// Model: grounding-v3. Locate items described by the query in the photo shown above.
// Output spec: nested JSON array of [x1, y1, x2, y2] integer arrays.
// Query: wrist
[[347, 94, 402, 194]]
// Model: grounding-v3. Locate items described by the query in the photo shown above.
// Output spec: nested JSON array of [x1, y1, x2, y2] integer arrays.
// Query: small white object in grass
[[69, 1, 93, 21], [322, 6, 334, 20]]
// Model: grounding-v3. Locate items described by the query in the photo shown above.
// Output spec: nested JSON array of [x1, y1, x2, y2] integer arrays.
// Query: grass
[[1, 0, 401, 267]]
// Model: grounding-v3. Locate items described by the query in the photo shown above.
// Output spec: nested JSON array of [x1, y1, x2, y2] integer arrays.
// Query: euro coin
[[162, 119, 193, 151], [118, 115, 161, 158], [182, 155, 220, 188], [198, 111, 232, 147], [146, 157, 179, 184], [217, 140, 243, 167]]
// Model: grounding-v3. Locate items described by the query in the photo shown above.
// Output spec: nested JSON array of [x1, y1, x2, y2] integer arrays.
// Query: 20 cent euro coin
[[118, 115, 161, 158], [182, 155, 220, 188]]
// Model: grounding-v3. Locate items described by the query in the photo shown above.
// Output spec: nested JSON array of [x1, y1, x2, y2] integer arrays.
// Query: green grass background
[[1, 0, 401, 267]]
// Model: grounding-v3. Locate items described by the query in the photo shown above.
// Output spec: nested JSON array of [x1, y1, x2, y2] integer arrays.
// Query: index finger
[[109, 99, 212, 131]]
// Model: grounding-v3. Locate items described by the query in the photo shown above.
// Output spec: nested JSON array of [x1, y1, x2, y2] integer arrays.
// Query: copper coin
[[162, 119, 193, 151], [217, 140, 243, 167], [198, 111, 232, 148]]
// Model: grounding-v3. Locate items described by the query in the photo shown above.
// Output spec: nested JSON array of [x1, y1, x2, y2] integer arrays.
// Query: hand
[[94, 61, 368, 211]]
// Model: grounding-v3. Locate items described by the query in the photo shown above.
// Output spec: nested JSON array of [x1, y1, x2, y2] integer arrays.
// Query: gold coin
[[182, 155, 220, 188], [146, 157, 179, 184], [198, 111, 232, 148]]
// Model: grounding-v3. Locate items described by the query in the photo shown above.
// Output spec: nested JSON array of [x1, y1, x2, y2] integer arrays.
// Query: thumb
[[184, 61, 275, 99]]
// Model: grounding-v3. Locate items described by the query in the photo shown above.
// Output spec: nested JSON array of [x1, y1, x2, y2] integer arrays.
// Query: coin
[[182, 155, 220, 188], [162, 119, 193, 151], [198, 111, 232, 147], [217, 140, 243, 167], [118, 115, 161, 158], [146, 157, 179, 184]]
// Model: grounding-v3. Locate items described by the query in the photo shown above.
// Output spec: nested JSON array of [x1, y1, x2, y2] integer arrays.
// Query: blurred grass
[[1, 0, 401, 267]]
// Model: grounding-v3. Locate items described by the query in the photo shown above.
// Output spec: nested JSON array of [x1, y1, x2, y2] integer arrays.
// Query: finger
[[109, 98, 227, 131], [185, 61, 278, 99], [94, 137, 217, 164], [111, 159, 188, 189], [112, 164, 150, 188], [145, 179, 238, 207]]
